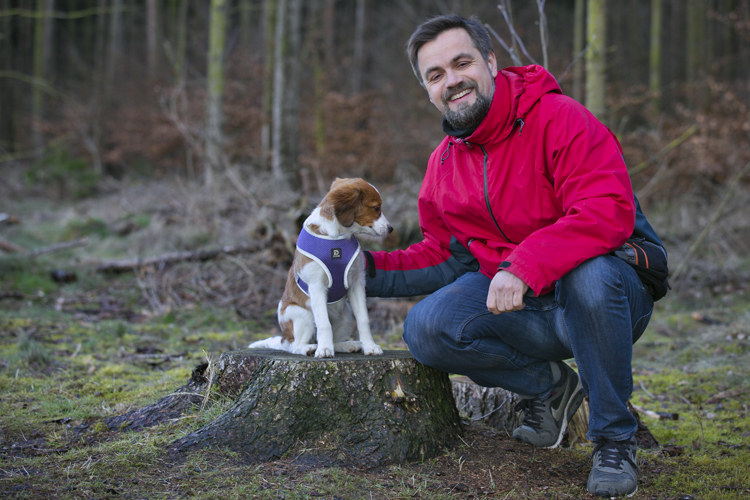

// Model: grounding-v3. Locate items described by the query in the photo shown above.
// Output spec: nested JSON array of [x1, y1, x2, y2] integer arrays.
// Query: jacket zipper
[[480, 144, 514, 244]]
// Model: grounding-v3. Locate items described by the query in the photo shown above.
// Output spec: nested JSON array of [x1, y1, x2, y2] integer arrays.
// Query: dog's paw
[[334, 341, 362, 353], [362, 343, 383, 355], [291, 344, 317, 356], [314, 345, 335, 358]]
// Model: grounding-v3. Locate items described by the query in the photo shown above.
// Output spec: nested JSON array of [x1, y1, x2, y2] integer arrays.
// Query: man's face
[[417, 28, 498, 129]]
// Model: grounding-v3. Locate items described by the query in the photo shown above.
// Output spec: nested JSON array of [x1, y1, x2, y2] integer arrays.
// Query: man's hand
[[486, 270, 529, 314]]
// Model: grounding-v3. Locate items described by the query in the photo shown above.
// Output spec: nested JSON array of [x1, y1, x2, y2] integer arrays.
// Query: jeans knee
[[403, 301, 453, 368], [558, 256, 625, 310]]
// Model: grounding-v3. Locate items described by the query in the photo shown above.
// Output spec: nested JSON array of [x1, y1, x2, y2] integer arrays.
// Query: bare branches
[[484, 24, 522, 67], [628, 125, 699, 176], [496, 2, 539, 66], [671, 160, 750, 282]]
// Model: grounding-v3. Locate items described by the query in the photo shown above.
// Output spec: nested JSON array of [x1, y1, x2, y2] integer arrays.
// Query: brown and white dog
[[249, 178, 392, 358]]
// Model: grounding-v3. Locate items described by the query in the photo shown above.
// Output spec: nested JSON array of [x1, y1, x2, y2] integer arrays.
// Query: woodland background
[[0, 0, 749, 312], [1, 2, 750, 499]]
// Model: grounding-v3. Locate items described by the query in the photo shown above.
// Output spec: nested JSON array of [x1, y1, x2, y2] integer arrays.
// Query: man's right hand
[[486, 270, 529, 314]]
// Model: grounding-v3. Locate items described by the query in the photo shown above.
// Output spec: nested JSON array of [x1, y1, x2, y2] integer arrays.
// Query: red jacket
[[366, 65, 635, 297]]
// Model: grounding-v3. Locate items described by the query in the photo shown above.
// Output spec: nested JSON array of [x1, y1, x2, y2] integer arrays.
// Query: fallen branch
[[631, 403, 679, 421], [30, 237, 89, 257], [96, 243, 261, 273], [671, 160, 750, 282], [0, 235, 25, 253], [628, 125, 698, 176]]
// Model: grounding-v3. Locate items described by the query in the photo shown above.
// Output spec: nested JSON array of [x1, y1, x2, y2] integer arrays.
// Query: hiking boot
[[511, 361, 584, 448], [587, 436, 639, 497]]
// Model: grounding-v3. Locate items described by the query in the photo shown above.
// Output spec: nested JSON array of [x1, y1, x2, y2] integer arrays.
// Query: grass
[[1, 174, 749, 498], [2, 287, 749, 499]]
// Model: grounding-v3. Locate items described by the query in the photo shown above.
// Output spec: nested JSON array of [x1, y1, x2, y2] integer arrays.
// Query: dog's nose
[[387, 225, 393, 234]]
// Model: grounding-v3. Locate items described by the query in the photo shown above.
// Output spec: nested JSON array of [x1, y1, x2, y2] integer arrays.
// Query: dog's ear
[[329, 183, 362, 227]]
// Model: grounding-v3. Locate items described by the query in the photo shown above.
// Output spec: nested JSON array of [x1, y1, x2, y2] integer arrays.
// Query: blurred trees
[[0, 0, 749, 193]]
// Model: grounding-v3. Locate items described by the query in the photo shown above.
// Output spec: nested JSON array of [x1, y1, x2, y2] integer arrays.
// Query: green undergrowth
[[1, 288, 750, 498]]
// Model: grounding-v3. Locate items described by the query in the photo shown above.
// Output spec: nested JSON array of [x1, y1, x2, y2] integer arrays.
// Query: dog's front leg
[[348, 280, 383, 356], [308, 281, 335, 358]]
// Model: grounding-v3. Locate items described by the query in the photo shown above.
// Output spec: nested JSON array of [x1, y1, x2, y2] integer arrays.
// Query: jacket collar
[[447, 65, 562, 147]]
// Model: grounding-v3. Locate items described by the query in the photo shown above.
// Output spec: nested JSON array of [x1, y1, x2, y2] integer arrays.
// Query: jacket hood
[[454, 64, 562, 145]]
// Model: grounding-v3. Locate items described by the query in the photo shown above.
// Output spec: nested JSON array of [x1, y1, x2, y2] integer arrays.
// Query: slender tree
[[271, 0, 288, 183], [205, 0, 229, 187], [146, 0, 158, 77], [240, 0, 253, 48], [261, 0, 276, 168], [32, 0, 54, 156], [650, 0, 663, 113], [572, 0, 585, 102], [586, 0, 607, 121], [686, 0, 706, 84], [352, 0, 365, 94], [271, 0, 302, 187]]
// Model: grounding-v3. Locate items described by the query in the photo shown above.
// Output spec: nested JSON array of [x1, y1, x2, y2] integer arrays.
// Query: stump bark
[[111, 349, 461, 467]]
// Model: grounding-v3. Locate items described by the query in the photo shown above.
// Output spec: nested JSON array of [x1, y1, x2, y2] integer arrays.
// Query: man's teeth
[[450, 89, 471, 101]]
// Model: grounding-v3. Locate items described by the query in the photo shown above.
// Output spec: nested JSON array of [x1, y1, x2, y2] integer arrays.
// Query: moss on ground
[[2, 269, 750, 498]]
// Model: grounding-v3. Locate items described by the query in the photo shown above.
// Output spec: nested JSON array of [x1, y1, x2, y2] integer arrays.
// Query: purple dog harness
[[295, 227, 362, 303]]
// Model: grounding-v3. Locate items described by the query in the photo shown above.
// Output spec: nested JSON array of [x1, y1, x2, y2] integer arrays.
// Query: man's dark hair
[[406, 15, 494, 87]]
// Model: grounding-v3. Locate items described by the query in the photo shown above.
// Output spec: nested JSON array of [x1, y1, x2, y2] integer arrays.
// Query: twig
[[0, 235, 25, 253], [557, 36, 596, 81], [639, 380, 657, 400], [30, 237, 89, 257], [630, 403, 679, 420], [671, 160, 750, 282], [484, 24, 522, 67], [497, 3, 539, 66], [629, 125, 698, 176], [96, 243, 260, 273]]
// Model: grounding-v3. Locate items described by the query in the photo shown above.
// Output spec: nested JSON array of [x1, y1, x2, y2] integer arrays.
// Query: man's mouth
[[449, 88, 472, 101]]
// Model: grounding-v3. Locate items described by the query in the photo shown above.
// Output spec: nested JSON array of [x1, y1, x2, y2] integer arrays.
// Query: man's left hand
[[487, 270, 529, 314]]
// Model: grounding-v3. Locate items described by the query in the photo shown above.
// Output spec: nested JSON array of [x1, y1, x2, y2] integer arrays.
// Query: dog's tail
[[247, 336, 292, 351]]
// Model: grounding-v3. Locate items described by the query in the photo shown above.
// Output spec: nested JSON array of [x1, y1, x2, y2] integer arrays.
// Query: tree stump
[[110, 349, 461, 467]]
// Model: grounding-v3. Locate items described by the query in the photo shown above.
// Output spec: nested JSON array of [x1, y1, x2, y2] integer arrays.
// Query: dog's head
[[321, 178, 393, 238]]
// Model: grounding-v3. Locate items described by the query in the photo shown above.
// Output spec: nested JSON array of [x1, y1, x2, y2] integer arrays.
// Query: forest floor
[[1, 173, 750, 499]]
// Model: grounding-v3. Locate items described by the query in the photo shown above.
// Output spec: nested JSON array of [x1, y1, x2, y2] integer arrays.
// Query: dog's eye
[[374, 206, 381, 214]]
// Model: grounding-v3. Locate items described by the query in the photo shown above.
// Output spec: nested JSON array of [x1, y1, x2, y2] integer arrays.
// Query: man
[[364, 14, 666, 498]]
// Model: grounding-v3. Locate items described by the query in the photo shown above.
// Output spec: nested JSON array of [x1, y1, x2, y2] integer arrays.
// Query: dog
[[249, 178, 392, 358]]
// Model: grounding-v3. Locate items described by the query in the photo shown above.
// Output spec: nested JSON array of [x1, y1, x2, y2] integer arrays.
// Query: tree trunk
[[261, 0, 276, 169], [572, 0, 585, 102], [205, 0, 228, 187], [271, 0, 302, 188], [146, 0, 158, 77], [351, 0, 365, 94], [110, 349, 462, 467], [585, 0, 607, 122], [240, 0, 253, 48], [686, 0, 706, 84], [271, 0, 287, 183], [650, 0, 662, 113], [32, 0, 54, 156], [105, 0, 123, 102]]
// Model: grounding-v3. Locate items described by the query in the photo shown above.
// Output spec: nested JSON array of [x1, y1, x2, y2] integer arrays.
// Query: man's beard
[[442, 80, 494, 130]]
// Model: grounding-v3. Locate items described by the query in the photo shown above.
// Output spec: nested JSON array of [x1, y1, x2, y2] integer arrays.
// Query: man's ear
[[488, 51, 498, 77]]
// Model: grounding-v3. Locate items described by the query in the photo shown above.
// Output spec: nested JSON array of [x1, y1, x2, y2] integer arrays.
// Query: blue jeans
[[403, 255, 653, 442]]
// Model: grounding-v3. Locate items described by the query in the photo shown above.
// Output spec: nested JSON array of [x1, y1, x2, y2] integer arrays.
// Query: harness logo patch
[[331, 248, 342, 259]]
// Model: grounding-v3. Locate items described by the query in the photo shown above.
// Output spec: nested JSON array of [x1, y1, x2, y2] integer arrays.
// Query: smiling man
[[363, 15, 669, 498]]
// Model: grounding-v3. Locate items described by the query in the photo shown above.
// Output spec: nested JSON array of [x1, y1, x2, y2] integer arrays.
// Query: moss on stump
[[164, 349, 460, 467]]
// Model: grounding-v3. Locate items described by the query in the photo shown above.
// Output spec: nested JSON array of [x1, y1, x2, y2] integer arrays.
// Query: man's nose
[[445, 69, 463, 88]]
